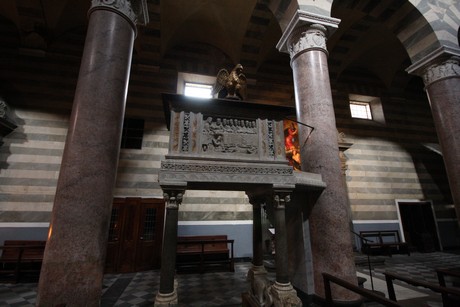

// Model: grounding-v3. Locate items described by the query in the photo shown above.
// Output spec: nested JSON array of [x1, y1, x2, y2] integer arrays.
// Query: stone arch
[[266, 0, 457, 64], [262, 0, 334, 32]]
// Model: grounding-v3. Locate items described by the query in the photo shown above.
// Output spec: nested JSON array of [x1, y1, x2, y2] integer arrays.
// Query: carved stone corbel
[[0, 97, 17, 139]]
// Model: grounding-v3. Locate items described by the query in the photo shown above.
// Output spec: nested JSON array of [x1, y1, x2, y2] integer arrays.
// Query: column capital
[[276, 10, 340, 57], [273, 190, 292, 210], [163, 189, 185, 209], [406, 46, 460, 87], [90, 0, 149, 27], [246, 191, 268, 208]]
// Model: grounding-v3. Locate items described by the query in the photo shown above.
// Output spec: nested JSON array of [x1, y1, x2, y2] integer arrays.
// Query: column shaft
[[290, 26, 357, 300], [159, 203, 179, 293], [252, 203, 264, 267], [273, 194, 289, 284], [155, 189, 184, 306], [426, 77, 460, 221], [37, 9, 135, 306]]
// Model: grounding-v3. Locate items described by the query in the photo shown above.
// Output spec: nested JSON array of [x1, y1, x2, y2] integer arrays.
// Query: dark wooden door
[[135, 199, 165, 271], [399, 201, 440, 252], [105, 198, 165, 273]]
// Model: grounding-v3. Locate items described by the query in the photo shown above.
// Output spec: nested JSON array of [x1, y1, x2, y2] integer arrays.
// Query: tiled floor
[[355, 250, 460, 306], [1, 251, 459, 306]]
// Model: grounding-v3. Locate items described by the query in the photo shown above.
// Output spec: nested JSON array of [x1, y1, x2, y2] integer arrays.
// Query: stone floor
[[0, 251, 459, 306]]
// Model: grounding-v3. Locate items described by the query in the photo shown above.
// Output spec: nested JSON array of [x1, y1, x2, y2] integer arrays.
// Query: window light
[[184, 82, 213, 98], [350, 101, 372, 120]]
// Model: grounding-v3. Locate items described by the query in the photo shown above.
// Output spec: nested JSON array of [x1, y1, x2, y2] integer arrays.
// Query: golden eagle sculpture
[[211, 64, 247, 100]]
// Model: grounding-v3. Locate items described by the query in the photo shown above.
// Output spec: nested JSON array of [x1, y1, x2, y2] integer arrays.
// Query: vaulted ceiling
[[0, 0, 421, 93]]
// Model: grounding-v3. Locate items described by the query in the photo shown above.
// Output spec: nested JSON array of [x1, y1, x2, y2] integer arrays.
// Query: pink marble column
[[410, 54, 460, 223], [36, 1, 146, 305], [277, 13, 359, 302]]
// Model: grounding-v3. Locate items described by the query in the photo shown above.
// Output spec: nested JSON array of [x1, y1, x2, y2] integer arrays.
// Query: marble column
[[246, 193, 271, 305], [155, 188, 185, 306], [407, 51, 460, 223], [269, 190, 302, 307], [277, 12, 359, 302], [36, 1, 147, 305], [249, 195, 265, 267]]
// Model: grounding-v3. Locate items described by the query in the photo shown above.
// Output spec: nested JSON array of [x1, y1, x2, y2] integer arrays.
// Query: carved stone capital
[[406, 46, 460, 85], [0, 98, 8, 119], [90, 0, 149, 26], [277, 10, 340, 55], [422, 57, 460, 86], [246, 192, 268, 208], [273, 191, 291, 210], [0, 97, 18, 137], [269, 282, 302, 307], [287, 24, 328, 59], [163, 190, 185, 209]]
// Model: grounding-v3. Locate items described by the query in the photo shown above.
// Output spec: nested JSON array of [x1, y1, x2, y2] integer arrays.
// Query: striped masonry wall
[[0, 0, 458, 251]]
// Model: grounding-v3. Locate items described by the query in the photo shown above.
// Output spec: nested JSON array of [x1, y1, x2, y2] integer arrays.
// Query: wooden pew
[[176, 235, 234, 273], [0, 240, 46, 283], [359, 230, 410, 256]]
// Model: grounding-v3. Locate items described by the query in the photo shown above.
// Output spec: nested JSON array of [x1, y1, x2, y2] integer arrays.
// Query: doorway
[[397, 200, 441, 252], [105, 197, 165, 273]]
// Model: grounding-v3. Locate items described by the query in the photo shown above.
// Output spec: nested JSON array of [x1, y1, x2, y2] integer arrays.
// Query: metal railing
[[323, 272, 400, 306]]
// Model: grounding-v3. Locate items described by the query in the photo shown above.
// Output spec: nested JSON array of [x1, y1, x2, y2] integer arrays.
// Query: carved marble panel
[[201, 115, 259, 156], [160, 94, 326, 192]]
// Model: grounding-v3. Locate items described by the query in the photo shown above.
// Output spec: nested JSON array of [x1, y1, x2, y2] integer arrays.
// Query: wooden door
[[135, 198, 165, 271], [398, 201, 441, 252], [105, 198, 165, 273]]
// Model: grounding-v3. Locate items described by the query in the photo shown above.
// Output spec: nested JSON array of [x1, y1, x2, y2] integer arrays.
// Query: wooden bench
[[359, 230, 409, 256], [176, 235, 234, 273], [0, 240, 46, 283]]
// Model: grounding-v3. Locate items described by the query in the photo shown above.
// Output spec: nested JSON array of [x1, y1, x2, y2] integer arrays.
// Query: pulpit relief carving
[[201, 116, 258, 155]]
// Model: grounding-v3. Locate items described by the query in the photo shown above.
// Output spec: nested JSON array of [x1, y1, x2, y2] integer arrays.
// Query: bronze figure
[[211, 64, 247, 100]]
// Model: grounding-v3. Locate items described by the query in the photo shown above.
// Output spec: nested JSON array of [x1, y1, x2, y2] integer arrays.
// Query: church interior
[[0, 0, 459, 306]]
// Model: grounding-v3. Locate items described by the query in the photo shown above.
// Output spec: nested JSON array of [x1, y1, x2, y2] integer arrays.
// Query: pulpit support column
[[246, 193, 271, 306], [269, 189, 302, 307], [155, 188, 185, 306]]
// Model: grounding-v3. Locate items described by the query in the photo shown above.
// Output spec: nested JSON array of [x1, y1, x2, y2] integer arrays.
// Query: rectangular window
[[184, 82, 213, 98], [350, 101, 372, 120], [121, 118, 144, 149]]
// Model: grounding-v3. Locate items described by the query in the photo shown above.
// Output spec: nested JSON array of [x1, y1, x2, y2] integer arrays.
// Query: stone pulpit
[[155, 93, 326, 307]]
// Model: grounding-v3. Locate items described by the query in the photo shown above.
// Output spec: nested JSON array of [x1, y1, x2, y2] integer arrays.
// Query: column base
[[154, 290, 178, 306], [247, 265, 273, 306], [269, 281, 302, 307]]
